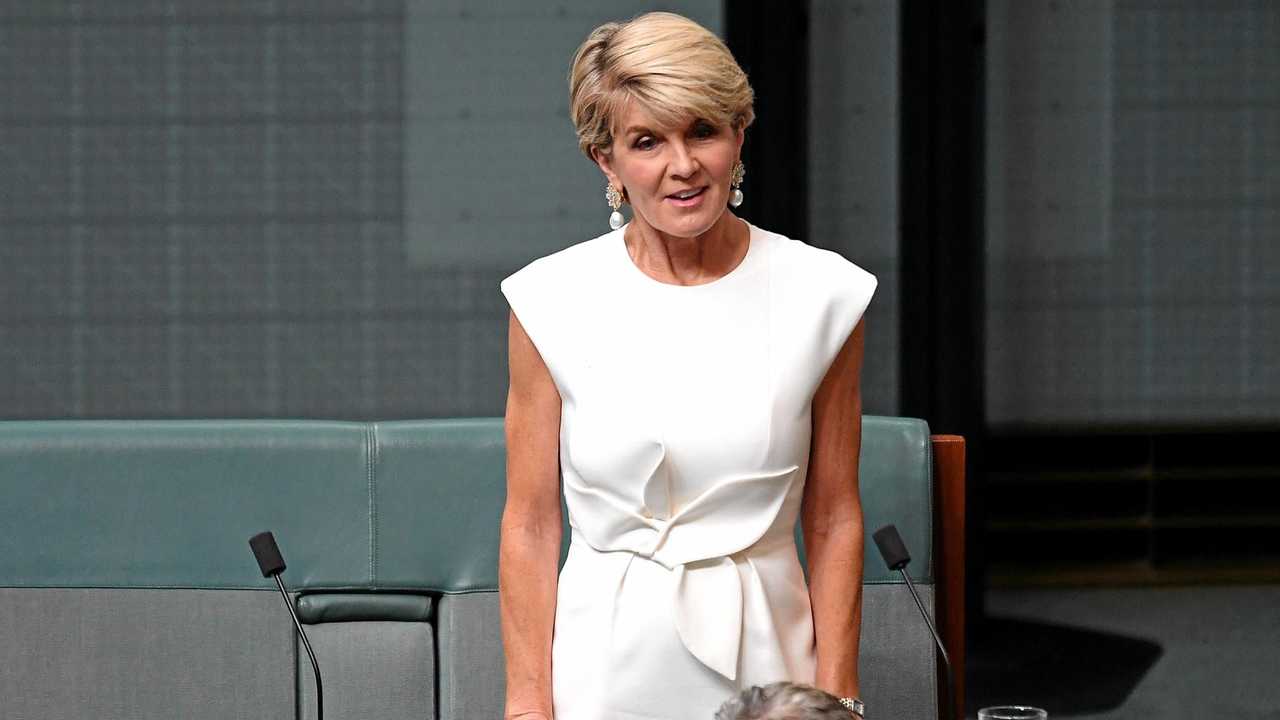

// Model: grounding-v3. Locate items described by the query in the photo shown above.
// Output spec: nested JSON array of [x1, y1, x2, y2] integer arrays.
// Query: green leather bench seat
[[0, 416, 937, 720]]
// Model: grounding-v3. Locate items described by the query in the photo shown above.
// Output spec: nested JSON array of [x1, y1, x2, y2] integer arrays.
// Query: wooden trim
[[931, 434, 966, 720]]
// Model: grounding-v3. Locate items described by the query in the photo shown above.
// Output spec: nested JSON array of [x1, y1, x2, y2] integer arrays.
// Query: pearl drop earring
[[729, 160, 745, 208], [606, 183, 624, 229]]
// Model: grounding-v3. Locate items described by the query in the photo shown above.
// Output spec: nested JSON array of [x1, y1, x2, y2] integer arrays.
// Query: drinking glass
[[978, 707, 1047, 720]]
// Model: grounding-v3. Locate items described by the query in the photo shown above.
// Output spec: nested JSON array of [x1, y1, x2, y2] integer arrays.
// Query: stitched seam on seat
[[367, 423, 378, 586], [371, 422, 378, 586]]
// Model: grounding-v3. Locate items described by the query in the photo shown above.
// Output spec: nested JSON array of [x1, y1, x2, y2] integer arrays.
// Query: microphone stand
[[895, 565, 955, 720], [273, 572, 323, 720], [250, 531, 323, 720], [874, 524, 958, 720]]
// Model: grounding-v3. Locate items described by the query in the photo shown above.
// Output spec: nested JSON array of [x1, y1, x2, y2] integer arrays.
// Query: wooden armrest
[[931, 434, 966, 720]]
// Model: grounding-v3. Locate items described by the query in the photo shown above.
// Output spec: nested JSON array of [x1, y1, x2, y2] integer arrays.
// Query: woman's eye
[[635, 136, 656, 150], [692, 122, 715, 138]]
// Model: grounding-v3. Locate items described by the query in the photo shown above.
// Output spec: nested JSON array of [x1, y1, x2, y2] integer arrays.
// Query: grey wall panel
[[405, 1, 722, 267], [0, 3, 408, 420], [986, 0, 1280, 427], [809, 0, 901, 416], [0, 588, 294, 720], [0, 1, 730, 422]]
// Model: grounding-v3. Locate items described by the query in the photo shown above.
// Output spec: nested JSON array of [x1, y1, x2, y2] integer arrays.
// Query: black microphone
[[873, 524, 956, 720], [250, 531, 323, 720]]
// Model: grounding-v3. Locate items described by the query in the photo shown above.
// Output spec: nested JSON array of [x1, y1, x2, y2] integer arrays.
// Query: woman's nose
[[668, 142, 699, 177]]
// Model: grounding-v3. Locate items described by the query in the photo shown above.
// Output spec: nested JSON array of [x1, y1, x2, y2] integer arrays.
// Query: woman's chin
[[648, 206, 726, 238]]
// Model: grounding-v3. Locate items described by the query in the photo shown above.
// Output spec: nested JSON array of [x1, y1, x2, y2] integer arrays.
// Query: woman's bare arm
[[801, 315, 867, 699], [500, 309, 564, 719]]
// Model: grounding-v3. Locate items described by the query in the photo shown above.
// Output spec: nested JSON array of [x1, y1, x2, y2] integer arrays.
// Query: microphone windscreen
[[873, 524, 912, 571], [249, 531, 287, 577]]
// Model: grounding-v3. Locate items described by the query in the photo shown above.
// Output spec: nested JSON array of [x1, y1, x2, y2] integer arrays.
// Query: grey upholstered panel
[[0, 420, 371, 589], [374, 419, 507, 591], [297, 620, 435, 720], [859, 584, 939, 720], [436, 591, 506, 720], [0, 588, 294, 720]]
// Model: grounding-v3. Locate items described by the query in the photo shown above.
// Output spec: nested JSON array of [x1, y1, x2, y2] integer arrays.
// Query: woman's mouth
[[665, 186, 707, 207]]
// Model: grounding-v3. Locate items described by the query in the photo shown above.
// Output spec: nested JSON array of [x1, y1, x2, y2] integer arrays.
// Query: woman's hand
[[505, 712, 552, 720]]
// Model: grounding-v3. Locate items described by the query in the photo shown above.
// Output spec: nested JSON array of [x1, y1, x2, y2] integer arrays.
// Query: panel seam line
[[367, 423, 378, 586]]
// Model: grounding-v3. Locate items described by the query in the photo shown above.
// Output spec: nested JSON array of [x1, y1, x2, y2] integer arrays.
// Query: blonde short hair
[[567, 11, 755, 160]]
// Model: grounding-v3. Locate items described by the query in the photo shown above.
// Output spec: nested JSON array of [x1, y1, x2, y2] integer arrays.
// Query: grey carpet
[[974, 585, 1280, 719]]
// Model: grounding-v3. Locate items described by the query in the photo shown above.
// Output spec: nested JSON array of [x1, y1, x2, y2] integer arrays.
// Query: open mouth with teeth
[[667, 187, 707, 201]]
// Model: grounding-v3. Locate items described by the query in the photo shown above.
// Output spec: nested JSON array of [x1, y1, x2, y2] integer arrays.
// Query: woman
[[499, 11, 876, 720]]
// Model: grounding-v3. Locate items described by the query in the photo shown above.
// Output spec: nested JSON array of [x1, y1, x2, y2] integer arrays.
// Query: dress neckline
[[615, 219, 762, 291]]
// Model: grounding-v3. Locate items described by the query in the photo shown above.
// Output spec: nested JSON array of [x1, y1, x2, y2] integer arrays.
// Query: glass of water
[[978, 707, 1047, 720]]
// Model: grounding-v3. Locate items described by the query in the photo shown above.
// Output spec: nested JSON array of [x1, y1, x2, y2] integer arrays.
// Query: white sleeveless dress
[[500, 220, 877, 720]]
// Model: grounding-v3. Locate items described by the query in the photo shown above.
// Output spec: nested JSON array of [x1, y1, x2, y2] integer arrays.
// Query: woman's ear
[[733, 124, 745, 153], [591, 146, 621, 190], [591, 146, 627, 202]]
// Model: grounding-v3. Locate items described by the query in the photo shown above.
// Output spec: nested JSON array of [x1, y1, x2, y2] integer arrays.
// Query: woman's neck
[[623, 211, 748, 286]]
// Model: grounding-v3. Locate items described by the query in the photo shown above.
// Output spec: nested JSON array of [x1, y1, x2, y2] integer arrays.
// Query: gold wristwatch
[[839, 697, 865, 718]]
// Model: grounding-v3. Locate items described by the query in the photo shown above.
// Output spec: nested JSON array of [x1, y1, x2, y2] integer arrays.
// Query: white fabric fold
[[673, 557, 743, 679], [561, 439, 800, 681]]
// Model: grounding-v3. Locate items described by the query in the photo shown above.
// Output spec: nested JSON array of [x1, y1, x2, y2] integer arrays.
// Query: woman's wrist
[[504, 702, 550, 712], [813, 668, 859, 702], [502, 684, 552, 718]]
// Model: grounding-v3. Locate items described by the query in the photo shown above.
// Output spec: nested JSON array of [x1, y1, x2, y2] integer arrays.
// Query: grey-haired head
[[714, 681, 851, 720]]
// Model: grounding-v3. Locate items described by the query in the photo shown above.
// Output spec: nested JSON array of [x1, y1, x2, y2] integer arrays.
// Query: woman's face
[[593, 101, 744, 238]]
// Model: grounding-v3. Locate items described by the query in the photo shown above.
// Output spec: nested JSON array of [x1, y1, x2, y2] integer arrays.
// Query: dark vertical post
[[725, 0, 809, 242], [899, 0, 988, 677]]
